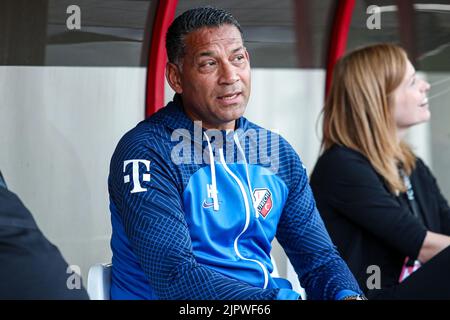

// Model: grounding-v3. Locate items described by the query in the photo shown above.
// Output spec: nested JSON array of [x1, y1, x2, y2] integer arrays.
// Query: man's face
[[167, 24, 251, 130]]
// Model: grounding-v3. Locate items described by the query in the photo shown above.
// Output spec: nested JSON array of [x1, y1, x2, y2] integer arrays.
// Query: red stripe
[[325, 0, 355, 97], [145, 0, 178, 118]]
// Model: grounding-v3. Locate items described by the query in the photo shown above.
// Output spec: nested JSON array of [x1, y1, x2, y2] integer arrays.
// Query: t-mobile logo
[[123, 160, 151, 193]]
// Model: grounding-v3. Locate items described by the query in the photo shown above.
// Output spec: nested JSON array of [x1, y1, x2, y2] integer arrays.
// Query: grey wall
[[429, 73, 450, 199], [0, 66, 146, 285]]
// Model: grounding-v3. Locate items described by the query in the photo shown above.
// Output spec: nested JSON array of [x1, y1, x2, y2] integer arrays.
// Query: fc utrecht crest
[[253, 188, 273, 218]]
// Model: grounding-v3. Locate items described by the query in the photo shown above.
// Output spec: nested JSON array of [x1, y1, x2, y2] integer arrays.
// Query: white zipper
[[219, 148, 269, 289], [204, 132, 219, 211]]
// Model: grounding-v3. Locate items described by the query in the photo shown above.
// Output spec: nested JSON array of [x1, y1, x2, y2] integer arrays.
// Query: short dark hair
[[166, 6, 243, 64]]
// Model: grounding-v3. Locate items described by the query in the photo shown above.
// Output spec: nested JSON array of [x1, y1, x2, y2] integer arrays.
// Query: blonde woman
[[310, 43, 450, 299]]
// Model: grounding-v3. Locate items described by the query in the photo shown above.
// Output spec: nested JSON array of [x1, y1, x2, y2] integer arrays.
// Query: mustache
[[216, 87, 244, 97]]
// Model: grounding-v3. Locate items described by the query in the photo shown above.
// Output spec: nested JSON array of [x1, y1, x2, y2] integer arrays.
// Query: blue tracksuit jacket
[[108, 96, 362, 300]]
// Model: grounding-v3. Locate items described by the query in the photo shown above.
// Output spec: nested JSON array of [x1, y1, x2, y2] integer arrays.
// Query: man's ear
[[166, 62, 183, 94]]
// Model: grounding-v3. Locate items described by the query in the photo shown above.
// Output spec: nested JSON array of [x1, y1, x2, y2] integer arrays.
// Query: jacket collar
[[158, 94, 248, 136]]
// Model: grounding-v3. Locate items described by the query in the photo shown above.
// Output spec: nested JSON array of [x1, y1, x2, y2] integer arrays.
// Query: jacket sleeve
[[0, 171, 6, 189], [275, 152, 363, 300], [419, 159, 450, 236], [436, 185, 450, 236], [0, 188, 89, 299], [109, 141, 291, 300], [313, 148, 427, 260]]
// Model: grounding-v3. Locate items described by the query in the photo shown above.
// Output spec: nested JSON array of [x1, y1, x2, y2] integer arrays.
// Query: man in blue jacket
[[108, 6, 363, 300]]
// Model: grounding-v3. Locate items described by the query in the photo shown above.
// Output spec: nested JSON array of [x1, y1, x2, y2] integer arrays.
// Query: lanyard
[[399, 168, 424, 224]]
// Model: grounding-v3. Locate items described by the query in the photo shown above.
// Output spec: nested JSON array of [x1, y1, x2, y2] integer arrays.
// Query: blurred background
[[1, 0, 449, 286]]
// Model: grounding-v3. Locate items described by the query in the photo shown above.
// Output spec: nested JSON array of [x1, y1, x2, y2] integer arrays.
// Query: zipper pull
[[207, 184, 219, 211]]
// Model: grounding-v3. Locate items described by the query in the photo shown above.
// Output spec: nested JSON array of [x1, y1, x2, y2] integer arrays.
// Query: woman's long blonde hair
[[322, 43, 415, 193]]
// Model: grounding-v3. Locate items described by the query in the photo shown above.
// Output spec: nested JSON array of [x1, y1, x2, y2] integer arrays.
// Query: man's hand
[[342, 295, 367, 300]]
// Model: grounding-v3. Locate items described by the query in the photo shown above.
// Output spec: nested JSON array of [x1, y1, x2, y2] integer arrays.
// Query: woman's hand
[[418, 231, 450, 263]]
